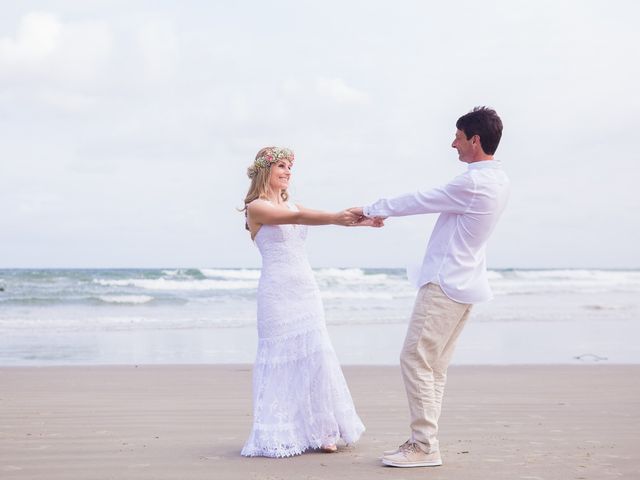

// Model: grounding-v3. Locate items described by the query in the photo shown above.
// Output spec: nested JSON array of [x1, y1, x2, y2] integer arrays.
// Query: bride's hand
[[334, 209, 361, 226]]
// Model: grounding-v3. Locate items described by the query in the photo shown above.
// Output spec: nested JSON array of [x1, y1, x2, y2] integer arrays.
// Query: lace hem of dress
[[241, 408, 365, 458], [243, 344, 365, 458]]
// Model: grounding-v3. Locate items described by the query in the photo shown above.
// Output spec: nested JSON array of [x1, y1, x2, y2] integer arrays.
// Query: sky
[[1, 0, 639, 269]]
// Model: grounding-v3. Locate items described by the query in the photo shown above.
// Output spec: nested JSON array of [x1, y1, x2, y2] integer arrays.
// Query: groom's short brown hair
[[456, 107, 503, 155]]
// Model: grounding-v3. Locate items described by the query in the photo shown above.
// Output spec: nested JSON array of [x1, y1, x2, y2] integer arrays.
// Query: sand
[[1, 365, 638, 479]]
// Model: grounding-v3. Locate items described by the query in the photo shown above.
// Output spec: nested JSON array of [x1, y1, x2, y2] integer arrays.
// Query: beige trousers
[[400, 282, 473, 453]]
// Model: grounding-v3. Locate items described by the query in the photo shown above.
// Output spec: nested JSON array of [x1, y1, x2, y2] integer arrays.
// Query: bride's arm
[[298, 204, 384, 228], [247, 200, 357, 226]]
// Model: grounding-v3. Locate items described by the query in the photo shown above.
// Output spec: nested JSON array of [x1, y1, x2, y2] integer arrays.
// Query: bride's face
[[269, 160, 292, 191]]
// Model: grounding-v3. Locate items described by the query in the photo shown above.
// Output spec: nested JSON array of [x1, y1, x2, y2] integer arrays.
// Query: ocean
[[1, 268, 639, 365]]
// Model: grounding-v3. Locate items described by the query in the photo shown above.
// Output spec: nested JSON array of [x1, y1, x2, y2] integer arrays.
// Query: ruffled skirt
[[241, 324, 365, 458]]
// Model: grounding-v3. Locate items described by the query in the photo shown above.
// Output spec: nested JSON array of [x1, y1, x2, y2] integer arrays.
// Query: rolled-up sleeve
[[364, 175, 475, 217]]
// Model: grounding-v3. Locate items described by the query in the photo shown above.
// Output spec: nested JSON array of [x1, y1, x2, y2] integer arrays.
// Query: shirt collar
[[467, 160, 501, 170]]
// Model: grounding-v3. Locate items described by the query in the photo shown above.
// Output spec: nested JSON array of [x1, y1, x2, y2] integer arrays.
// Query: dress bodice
[[254, 203, 308, 266], [253, 201, 316, 338]]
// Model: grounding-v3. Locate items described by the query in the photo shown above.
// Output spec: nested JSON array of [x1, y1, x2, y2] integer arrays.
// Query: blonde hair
[[242, 147, 292, 231]]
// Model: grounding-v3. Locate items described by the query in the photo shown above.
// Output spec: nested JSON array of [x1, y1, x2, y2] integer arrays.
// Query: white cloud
[[38, 89, 99, 112], [56, 18, 112, 82], [315, 77, 370, 105], [0, 12, 62, 69], [13, 192, 62, 218], [0, 11, 112, 83], [136, 20, 179, 81]]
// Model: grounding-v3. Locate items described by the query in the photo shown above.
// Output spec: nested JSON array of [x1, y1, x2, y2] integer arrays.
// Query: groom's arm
[[363, 175, 474, 218]]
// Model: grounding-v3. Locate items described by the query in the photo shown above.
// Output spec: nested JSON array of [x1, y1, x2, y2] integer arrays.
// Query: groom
[[351, 106, 510, 468]]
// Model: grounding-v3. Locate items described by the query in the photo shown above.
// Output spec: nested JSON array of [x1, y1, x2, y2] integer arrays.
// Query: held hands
[[338, 207, 385, 228], [334, 209, 367, 226]]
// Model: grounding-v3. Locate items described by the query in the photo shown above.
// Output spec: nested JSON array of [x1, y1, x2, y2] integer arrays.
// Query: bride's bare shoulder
[[247, 198, 273, 211]]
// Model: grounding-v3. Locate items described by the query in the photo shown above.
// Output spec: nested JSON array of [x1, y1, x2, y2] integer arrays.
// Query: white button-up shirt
[[364, 160, 510, 304]]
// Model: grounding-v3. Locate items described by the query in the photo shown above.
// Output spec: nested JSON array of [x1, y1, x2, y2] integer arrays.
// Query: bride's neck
[[263, 188, 284, 205]]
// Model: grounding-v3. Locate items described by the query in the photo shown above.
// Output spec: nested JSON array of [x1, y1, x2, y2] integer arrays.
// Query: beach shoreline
[[2, 318, 638, 366], [1, 364, 638, 479]]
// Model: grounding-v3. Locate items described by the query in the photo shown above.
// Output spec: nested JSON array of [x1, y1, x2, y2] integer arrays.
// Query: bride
[[240, 146, 380, 457]]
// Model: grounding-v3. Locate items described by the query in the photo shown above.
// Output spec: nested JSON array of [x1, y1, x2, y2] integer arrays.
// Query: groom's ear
[[472, 135, 485, 153]]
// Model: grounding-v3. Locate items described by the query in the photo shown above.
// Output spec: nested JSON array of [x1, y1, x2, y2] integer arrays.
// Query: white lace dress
[[241, 203, 365, 458]]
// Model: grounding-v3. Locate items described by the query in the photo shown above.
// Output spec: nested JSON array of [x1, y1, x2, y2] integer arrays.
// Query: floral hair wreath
[[247, 147, 295, 179]]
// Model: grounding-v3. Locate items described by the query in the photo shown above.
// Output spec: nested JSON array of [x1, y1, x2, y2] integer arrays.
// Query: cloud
[[0, 12, 62, 68], [136, 19, 179, 81], [38, 89, 99, 112], [0, 11, 112, 83], [315, 77, 370, 105]]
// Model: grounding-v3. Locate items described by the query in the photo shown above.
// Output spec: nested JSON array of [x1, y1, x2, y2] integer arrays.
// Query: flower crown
[[247, 147, 295, 179]]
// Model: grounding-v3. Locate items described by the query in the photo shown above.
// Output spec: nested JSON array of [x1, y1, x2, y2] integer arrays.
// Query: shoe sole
[[382, 458, 442, 468]]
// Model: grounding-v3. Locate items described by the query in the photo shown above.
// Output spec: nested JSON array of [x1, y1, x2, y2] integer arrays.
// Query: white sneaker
[[381, 442, 442, 468], [382, 439, 411, 456]]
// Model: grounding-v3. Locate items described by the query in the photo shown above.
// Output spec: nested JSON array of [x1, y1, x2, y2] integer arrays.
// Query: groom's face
[[451, 129, 475, 163]]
